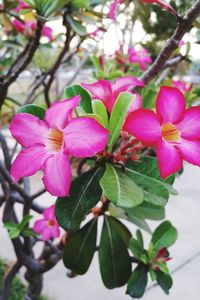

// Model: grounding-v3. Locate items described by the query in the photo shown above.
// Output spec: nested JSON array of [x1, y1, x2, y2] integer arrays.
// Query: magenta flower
[[139, 0, 177, 16], [108, 0, 123, 20], [10, 97, 108, 196], [33, 205, 60, 241], [82, 77, 144, 113], [12, 19, 25, 33], [124, 86, 200, 178], [172, 80, 192, 93], [128, 47, 152, 70], [14, 0, 32, 12]]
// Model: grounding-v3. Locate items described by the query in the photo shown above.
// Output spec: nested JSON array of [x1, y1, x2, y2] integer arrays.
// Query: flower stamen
[[162, 123, 180, 143]]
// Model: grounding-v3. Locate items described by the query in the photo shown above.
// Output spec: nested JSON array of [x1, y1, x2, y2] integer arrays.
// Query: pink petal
[[10, 145, 49, 182], [41, 228, 52, 241], [64, 117, 108, 157], [176, 107, 200, 140], [112, 76, 144, 94], [177, 139, 200, 167], [33, 219, 47, 234], [156, 86, 186, 124], [81, 80, 112, 102], [10, 113, 49, 147], [128, 93, 142, 113], [43, 205, 55, 220], [42, 151, 72, 197], [123, 109, 161, 146], [51, 225, 60, 239], [44, 96, 80, 129], [156, 139, 183, 178]]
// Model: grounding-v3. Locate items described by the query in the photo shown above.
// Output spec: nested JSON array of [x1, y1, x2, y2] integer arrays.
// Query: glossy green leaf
[[151, 221, 178, 251], [108, 92, 133, 151], [126, 264, 148, 298], [64, 85, 92, 113], [17, 104, 45, 120], [63, 218, 97, 275], [156, 271, 173, 295], [100, 164, 144, 208], [129, 238, 144, 259], [126, 202, 165, 221], [99, 216, 131, 289], [92, 100, 109, 128], [56, 167, 103, 231], [66, 15, 87, 36], [107, 217, 132, 247]]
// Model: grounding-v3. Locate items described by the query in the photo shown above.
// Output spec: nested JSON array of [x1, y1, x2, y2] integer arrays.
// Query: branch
[[140, 0, 200, 84]]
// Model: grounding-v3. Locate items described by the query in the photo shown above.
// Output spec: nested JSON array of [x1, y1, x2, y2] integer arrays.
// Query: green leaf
[[9, 228, 21, 239], [125, 157, 177, 207], [129, 238, 144, 259], [126, 202, 165, 221], [126, 264, 148, 298], [70, 0, 89, 9], [63, 218, 97, 275], [18, 215, 33, 230], [107, 217, 131, 247], [92, 100, 109, 128], [108, 92, 133, 151], [156, 271, 173, 295], [64, 85, 92, 113], [99, 216, 131, 289], [66, 15, 87, 36], [22, 228, 35, 237], [151, 221, 178, 251], [3, 0, 19, 9], [17, 104, 45, 120], [56, 167, 103, 231], [100, 164, 144, 208], [81, 113, 105, 127], [34, 0, 70, 17]]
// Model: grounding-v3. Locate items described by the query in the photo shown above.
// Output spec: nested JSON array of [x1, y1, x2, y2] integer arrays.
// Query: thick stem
[[25, 272, 43, 300], [140, 0, 200, 84]]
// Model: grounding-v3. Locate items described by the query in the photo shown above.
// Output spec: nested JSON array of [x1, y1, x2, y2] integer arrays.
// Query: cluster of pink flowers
[[10, 96, 108, 197], [12, 19, 53, 41]]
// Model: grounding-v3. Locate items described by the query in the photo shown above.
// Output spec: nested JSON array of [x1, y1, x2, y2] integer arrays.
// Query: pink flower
[[12, 19, 53, 41], [12, 19, 25, 33], [10, 97, 108, 196], [89, 28, 102, 39], [82, 77, 144, 113], [179, 40, 186, 48], [14, 0, 32, 12], [33, 205, 60, 241], [124, 86, 200, 178], [128, 48, 152, 70], [139, 0, 177, 16], [172, 80, 192, 93], [108, 0, 123, 20]]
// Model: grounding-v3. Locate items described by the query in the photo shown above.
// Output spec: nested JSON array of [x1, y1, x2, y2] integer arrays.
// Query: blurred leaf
[[156, 271, 173, 295], [66, 15, 86, 36], [126, 202, 165, 221], [63, 218, 97, 274]]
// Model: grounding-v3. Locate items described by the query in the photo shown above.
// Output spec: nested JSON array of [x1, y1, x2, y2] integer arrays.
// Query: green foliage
[[99, 216, 132, 289], [151, 221, 178, 251], [64, 84, 92, 113], [100, 164, 144, 208], [56, 167, 104, 231], [156, 271, 173, 295], [63, 218, 97, 274], [17, 104, 45, 120], [127, 264, 148, 298], [108, 92, 133, 151], [92, 100, 109, 128], [4, 215, 35, 239]]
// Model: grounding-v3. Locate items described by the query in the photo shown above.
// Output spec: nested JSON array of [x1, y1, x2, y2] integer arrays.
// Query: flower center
[[46, 129, 64, 153], [48, 219, 55, 227], [161, 123, 180, 143]]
